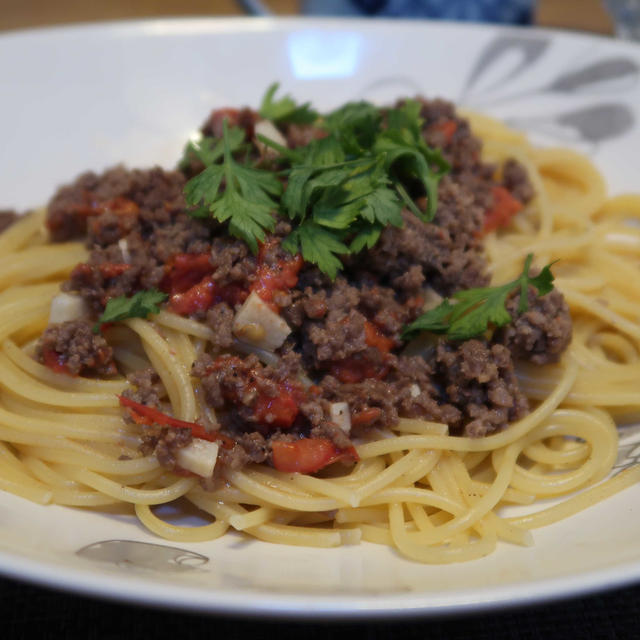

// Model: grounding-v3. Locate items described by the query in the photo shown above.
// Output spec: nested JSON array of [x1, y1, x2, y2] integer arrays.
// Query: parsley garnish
[[402, 255, 556, 341], [275, 99, 447, 276], [281, 221, 349, 281], [179, 126, 246, 171], [184, 119, 283, 253], [259, 82, 319, 125], [182, 90, 450, 278], [93, 289, 168, 333]]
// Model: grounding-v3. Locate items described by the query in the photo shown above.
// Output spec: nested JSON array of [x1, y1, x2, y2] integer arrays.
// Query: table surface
[[0, 0, 615, 34], [0, 1, 635, 637], [2, 573, 639, 638]]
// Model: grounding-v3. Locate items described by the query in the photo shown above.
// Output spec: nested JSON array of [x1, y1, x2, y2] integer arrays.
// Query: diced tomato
[[102, 197, 140, 216], [118, 395, 234, 449], [251, 239, 303, 311], [482, 186, 523, 234], [72, 195, 140, 218], [364, 321, 394, 354], [161, 253, 214, 295], [217, 283, 248, 307], [329, 355, 390, 384], [328, 320, 394, 384], [42, 348, 73, 376], [351, 407, 382, 427], [98, 263, 132, 279], [168, 276, 248, 316], [207, 108, 242, 138], [271, 438, 359, 474], [429, 119, 458, 144], [253, 392, 299, 429], [206, 356, 306, 430], [169, 277, 216, 314]]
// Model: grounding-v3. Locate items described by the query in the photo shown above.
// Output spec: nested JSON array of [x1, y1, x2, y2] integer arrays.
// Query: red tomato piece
[[329, 355, 390, 384], [364, 321, 394, 354], [168, 276, 248, 316], [98, 263, 132, 279], [118, 395, 234, 448], [271, 438, 359, 474], [351, 407, 383, 427], [430, 119, 458, 143], [161, 253, 214, 295], [169, 276, 216, 315], [251, 240, 303, 310], [483, 186, 523, 234], [100, 197, 140, 217], [42, 348, 73, 376], [253, 392, 299, 429], [207, 108, 241, 138]]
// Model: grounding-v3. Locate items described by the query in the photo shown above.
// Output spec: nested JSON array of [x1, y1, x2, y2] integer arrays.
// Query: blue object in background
[[303, 0, 534, 23]]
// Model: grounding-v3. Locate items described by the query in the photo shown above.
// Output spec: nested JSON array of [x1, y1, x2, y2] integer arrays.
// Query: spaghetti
[[0, 102, 638, 564]]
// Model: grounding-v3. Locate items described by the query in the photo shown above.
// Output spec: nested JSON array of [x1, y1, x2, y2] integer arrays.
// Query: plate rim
[[2, 542, 640, 619]]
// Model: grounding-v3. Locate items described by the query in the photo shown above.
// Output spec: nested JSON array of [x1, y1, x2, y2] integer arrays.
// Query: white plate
[[1, 17, 640, 619]]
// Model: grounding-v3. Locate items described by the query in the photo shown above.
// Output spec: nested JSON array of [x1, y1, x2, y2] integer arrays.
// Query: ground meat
[[356, 98, 496, 297], [364, 203, 488, 298], [310, 421, 353, 451], [36, 320, 117, 377], [148, 213, 211, 262], [205, 303, 235, 351], [140, 425, 193, 471], [209, 237, 256, 288], [64, 211, 211, 312], [308, 308, 368, 364], [495, 289, 572, 365], [47, 166, 186, 242], [434, 340, 529, 437], [418, 98, 483, 174], [217, 431, 271, 471], [192, 350, 356, 471], [502, 159, 535, 204], [34, 94, 570, 478], [285, 278, 414, 369], [0, 209, 18, 233], [122, 368, 165, 407], [320, 375, 400, 430], [319, 354, 458, 431], [193, 353, 278, 420]]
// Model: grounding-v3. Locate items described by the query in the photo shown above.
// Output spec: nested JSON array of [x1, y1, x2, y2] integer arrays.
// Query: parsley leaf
[[181, 90, 450, 279], [282, 221, 349, 280], [375, 105, 450, 222], [93, 289, 168, 333], [402, 255, 556, 341], [348, 223, 382, 253], [324, 101, 381, 154], [183, 119, 282, 253], [281, 153, 403, 277], [179, 127, 246, 170], [260, 83, 318, 125]]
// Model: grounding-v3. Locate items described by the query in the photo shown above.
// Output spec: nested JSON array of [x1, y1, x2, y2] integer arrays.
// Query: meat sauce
[[36, 96, 572, 478]]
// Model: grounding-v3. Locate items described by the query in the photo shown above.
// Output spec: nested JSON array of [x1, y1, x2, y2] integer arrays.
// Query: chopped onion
[[118, 238, 131, 264], [49, 293, 88, 324], [330, 402, 351, 434], [233, 291, 291, 352], [175, 438, 219, 478], [254, 119, 287, 157], [422, 288, 444, 311]]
